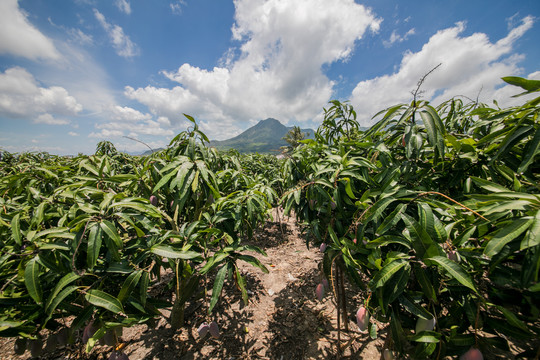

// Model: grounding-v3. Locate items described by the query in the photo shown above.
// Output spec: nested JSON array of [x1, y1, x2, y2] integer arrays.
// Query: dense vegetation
[[1, 76, 539, 359]]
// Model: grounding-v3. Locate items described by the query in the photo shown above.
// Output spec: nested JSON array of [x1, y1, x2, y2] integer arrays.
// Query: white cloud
[[68, 131, 80, 136], [94, 9, 139, 57], [383, 28, 415, 47], [115, 0, 131, 15], [89, 128, 124, 138], [34, 114, 70, 125], [110, 105, 152, 122], [0, 67, 82, 122], [67, 28, 94, 45], [90, 105, 174, 139], [0, 0, 60, 60], [170, 1, 186, 15], [126, 0, 381, 139], [350, 16, 535, 126]]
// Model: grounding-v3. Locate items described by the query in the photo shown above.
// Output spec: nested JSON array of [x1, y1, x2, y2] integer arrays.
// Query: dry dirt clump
[[0, 211, 385, 360]]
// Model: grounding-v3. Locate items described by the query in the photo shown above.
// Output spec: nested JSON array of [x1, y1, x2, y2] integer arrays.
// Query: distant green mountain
[[209, 118, 315, 153]]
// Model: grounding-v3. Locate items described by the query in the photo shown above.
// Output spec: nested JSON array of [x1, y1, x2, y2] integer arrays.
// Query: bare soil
[[0, 209, 385, 359]]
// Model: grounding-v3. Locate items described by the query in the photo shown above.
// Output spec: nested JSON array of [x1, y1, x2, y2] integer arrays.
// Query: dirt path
[[1, 210, 385, 359]]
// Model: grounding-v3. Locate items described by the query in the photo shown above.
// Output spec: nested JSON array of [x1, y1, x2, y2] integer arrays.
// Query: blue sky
[[0, 0, 539, 155]]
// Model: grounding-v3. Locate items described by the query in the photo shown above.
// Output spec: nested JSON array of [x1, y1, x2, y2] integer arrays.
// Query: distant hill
[[209, 118, 315, 153]]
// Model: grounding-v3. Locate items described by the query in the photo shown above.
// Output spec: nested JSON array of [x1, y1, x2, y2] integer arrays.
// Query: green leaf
[[45, 272, 80, 314], [153, 171, 176, 192], [376, 203, 406, 235], [237, 254, 269, 273], [87, 223, 102, 270], [518, 127, 540, 173], [502, 76, 540, 96], [470, 176, 509, 193], [139, 271, 150, 306], [390, 309, 406, 352], [428, 256, 477, 293], [399, 294, 433, 320], [521, 210, 540, 250], [413, 264, 437, 302], [370, 259, 408, 289], [401, 213, 437, 258], [208, 264, 228, 314], [484, 217, 533, 257], [496, 305, 530, 333], [11, 213, 21, 246], [45, 285, 80, 320], [410, 330, 441, 343], [85, 289, 124, 314], [117, 270, 142, 303], [235, 267, 248, 305], [24, 257, 42, 304], [150, 245, 202, 260], [100, 220, 122, 249]]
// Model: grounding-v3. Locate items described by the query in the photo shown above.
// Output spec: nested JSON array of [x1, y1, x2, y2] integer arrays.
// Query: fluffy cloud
[[115, 0, 131, 15], [110, 105, 152, 122], [34, 114, 70, 125], [0, 0, 60, 60], [126, 0, 381, 139], [89, 105, 174, 140], [350, 16, 535, 126], [0, 67, 82, 122], [94, 9, 139, 57]]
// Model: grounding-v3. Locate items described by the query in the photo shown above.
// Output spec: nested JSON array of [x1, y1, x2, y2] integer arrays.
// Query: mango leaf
[[139, 271, 150, 306], [399, 294, 433, 320], [410, 330, 442, 343], [496, 305, 530, 333], [484, 217, 533, 257], [413, 264, 437, 302], [370, 259, 408, 289], [24, 257, 42, 304], [117, 270, 142, 303], [45, 272, 80, 314], [100, 220, 122, 249], [502, 76, 540, 96], [402, 213, 438, 258], [521, 210, 540, 250], [87, 223, 102, 270], [237, 254, 269, 273], [376, 203, 406, 235], [518, 127, 540, 173], [428, 256, 478, 293], [235, 267, 248, 305], [153, 171, 176, 192], [471, 176, 509, 193], [390, 309, 406, 352], [11, 213, 21, 246], [150, 245, 202, 260], [208, 264, 229, 314], [45, 285, 80, 320], [85, 289, 124, 315]]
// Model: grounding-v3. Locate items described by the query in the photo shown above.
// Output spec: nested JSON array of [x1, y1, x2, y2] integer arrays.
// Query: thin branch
[[123, 136, 154, 154], [412, 63, 443, 103]]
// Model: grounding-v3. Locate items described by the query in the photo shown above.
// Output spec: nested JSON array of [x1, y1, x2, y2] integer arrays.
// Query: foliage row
[[280, 77, 540, 358], [0, 117, 280, 354]]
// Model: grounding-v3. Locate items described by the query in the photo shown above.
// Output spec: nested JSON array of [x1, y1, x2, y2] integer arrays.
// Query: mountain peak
[[210, 118, 314, 153]]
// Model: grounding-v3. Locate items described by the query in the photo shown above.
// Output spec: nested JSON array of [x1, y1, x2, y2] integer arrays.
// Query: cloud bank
[[351, 16, 535, 125], [0, 0, 60, 60], [126, 0, 381, 139], [0, 67, 82, 124]]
